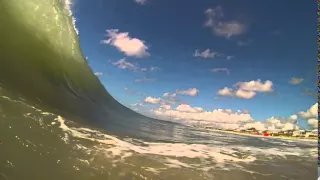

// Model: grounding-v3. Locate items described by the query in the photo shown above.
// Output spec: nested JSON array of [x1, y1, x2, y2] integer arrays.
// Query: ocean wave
[[1, 94, 316, 179], [53, 115, 316, 171]]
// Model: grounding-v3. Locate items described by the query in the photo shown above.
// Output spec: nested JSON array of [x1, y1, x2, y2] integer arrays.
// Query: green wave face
[[0, 0, 146, 127]]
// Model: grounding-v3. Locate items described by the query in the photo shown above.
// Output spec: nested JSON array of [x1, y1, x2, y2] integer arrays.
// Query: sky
[[70, 0, 317, 131]]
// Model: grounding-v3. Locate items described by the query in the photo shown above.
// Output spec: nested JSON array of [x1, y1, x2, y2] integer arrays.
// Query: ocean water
[[0, 90, 316, 180], [0, 0, 317, 180]]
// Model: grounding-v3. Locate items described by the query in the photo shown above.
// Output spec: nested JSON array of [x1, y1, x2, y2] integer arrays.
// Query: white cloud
[[102, 29, 149, 58], [289, 77, 304, 85], [243, 121, 266, 131], [211, 68, 230, 75], [148, 100, 320, 131], [152, 104, 301, 131], [152, 104, 253, 126], [150, 102, 315, 131], [217, 87, 233, 96], [290, 114, 298, 120], [94, 72, 103, 76], [161, 104, 171, 110], [217, 80, 273, 99], [111, 58, 149, 72], [194, 49, 219, 59], [111, 58, 139, 71], [204, 6, 246, 38], [144, 97, 161, 104], [235, 79, 273, 92], [163, 93, 176, 98], [307, 118, 317, 129], [263, 116, 299, 131], [235, 89, 256, 99], [298, 103, 318, 129], [134, 0, 147, 5], [176, 88, 199, 96], [161, 92, 183, 105], [298, 103, 318, 119], [176, 104, 204, 113]]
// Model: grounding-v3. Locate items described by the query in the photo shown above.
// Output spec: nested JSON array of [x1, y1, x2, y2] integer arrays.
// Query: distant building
[[285, 130, 294, 136], [245, 128, 261, 135], [292, 130, 306, 137], [305, 129, 318, 137]]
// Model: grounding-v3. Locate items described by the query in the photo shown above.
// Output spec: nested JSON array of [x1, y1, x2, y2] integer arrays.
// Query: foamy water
[[0, 95, 317, 180], [53, 115, 316, 171]]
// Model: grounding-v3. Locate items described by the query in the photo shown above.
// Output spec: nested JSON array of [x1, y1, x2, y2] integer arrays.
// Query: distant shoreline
[[207, 129, 317, 142]]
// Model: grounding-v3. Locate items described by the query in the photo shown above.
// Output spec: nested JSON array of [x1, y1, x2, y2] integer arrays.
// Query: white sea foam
[[1, 93, 316, 178], [54, 115, 316, 173], [56, 117, 257, 164], [64, 0, 79, 35]]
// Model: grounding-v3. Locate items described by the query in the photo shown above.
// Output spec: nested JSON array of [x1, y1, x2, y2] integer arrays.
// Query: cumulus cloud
[[176, 88, 199, 96], [152, 104, 253, 126], [94, 72, 103, 76], [144, 97, 161, 104], [204, 6, 246, 38], [151, 103, 303, 131], [242, 122, 266, 131], [234, 89, 256, 99], [111, 58, 148, 72], [194, 49, 219, 59], [262, 116, 299, 131], [289, 77, 304, 85], [307, 118, 318, 129], [102, 29, 149, 58], [211, 68, 230, 75], [217, 87, 233, 96], [235, 80, 273, 92], [160, 104, 171, 110], [298, 103, 318, 119], [297, 103, 318, 129], [217, 80, 273, 99], [176, 104, 204, 113]]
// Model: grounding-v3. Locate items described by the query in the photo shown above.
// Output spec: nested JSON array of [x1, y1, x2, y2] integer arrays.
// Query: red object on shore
[[263, 133, 269, 136]]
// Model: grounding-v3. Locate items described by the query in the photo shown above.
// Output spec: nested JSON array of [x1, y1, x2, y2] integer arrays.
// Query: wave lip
[[0, 0, 157, 131]]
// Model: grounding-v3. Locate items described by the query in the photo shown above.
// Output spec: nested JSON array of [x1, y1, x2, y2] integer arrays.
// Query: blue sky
[[71, 0, 317, 130]]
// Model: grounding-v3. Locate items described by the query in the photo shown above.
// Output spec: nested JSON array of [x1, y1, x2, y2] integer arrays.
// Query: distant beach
[[209, 129, 317, 142]]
